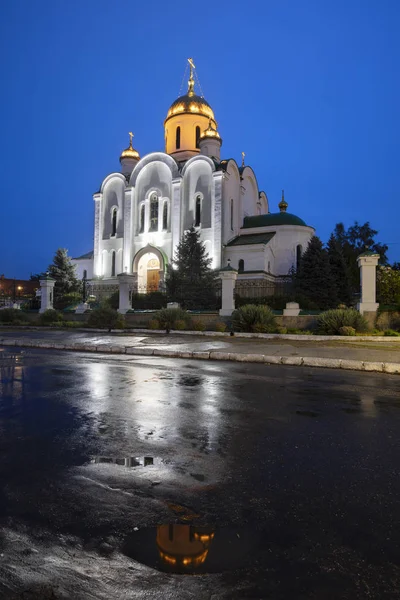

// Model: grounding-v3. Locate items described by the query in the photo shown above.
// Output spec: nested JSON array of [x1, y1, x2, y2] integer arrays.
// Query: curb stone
[[0, 339, 399, 375]]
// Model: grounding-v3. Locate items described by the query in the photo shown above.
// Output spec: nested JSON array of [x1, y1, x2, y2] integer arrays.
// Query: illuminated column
[[39, 275, 56, 313], [219, 262, 238, 317], [117, 273, 135, 314], [93, 193, 102, 276], [357, 252, 379, 315]]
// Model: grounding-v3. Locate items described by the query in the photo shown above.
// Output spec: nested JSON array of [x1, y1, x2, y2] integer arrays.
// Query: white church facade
[[72, 60, 314, 296]]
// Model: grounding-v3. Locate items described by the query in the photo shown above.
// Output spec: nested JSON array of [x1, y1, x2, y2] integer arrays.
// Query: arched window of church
[[230, 199, 234, 231], [83, 269, 87, 279], [111, 251, 116, 277], [150, 194, 159, 231], [195, 126, 201, 149], [238, 259, 244, 272], [195, 195, 201, 227], [296, 245, 303, 270], [162, 201, 168, 230], [176, 127, 181, 150], [111, 208, 117, 237]]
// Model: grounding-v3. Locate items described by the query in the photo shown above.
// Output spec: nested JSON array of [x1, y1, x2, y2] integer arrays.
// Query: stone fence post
[[357, 252, 379, 315], [219, 262, 238, 317], [117, 273, 136, 314], [39, 275, 56, 313]]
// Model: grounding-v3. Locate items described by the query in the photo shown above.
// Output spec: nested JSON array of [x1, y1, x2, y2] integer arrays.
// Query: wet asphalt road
[[0, 347, 399, 599]]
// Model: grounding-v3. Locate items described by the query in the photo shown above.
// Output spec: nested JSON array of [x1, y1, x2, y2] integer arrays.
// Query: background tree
[[327, 234, 352, 305], [48, 248, 81, 306], [165, 227, 218, 309], [295, 236, 337, 309], [333, 221, 388, 295], [376, 266, 400, 305]]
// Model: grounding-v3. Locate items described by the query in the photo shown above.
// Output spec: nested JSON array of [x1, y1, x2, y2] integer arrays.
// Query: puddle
[[122, 524, 263, 574], [91, 456, 159, 467]]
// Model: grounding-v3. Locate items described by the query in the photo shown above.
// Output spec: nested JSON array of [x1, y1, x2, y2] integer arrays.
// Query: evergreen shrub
[[316, 309, 369, 335], [232, 304, 277, 333], [0, 309, 29, 324], [87, 306, 125, 331], [107, 291, 119, 310], [39, 309, 63, 326], [56, 292, 82, 311], [384, 329, 400, 337], [132, 292, 166, 310], [155, 308, 189, 330]]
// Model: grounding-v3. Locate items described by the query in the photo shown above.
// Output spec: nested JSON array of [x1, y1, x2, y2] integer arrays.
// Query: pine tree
[[327, 234, 352, 305], [48, 248, 81, 301], [295, 236, 338, 309], [166, 227, 218, 309], [333, 221, 388, 294]]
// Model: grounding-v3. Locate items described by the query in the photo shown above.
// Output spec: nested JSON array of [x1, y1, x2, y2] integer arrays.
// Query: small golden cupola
[[120, 132, 140, 178], [164, 58, 218, 162], [279, 190, 288, 212], [199, 119, 222, 160]]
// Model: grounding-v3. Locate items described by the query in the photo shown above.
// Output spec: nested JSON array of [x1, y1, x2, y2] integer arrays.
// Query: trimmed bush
[[174, 319, 186, 330], [154, 308, 189, 331], [39, 309, 63, 326], [338, 326, 356, 336], [316, 309, 369, 335], [232, 304, 277, 333], [87, 306, 125, 331], [0, 309, 29, 324], [191, 318, 206, 332], [148, 319, 160, 330], [214, 321, 227, 333]]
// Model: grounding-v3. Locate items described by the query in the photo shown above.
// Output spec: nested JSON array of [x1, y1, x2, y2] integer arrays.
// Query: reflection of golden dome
[[156, 524, 214, 571], [200, 119, 221, 142], [120, 132, 140, 162]]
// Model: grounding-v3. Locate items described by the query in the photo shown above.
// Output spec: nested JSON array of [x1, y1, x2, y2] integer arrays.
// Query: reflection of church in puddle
[[157, 525, 215, 571]]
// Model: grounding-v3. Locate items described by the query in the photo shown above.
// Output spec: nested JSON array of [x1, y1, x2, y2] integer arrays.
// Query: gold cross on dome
[[188, 57, 195, 70], [241, 151, 246, 167], [128, 132, 134, 146]]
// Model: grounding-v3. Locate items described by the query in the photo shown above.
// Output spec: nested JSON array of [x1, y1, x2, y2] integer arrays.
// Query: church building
[[72, 59, 314, 296]]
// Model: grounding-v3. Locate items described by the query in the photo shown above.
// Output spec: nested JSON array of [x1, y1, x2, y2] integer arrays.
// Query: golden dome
[[165, 94, 215, 123], [120, 132, 140, 162], [279, 189, 288, 212], [200, 119, 221, 142], [165, 58, 215, 124]]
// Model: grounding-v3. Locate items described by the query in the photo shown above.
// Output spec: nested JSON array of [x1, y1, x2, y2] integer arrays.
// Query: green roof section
[[358, 250, 380, 257], [243, 212, 307, 228], [73, 250, 94, 260], [219, 263, 238, 272], [226, 232, 275, 247]]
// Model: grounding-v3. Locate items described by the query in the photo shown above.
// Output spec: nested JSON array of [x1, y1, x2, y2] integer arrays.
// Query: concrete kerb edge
[[2, 325, 400, 343], [1, 338, 399, 374]]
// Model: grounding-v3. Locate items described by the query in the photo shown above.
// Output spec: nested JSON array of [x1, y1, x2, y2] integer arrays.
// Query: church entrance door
[[146, 257, 160, 292]]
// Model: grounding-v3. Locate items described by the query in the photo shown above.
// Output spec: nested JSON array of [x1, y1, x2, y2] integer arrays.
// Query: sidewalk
[[0, 328, 399, 374]]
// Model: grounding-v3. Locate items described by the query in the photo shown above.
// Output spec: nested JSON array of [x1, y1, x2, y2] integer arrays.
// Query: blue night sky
[[1, 0, 399, 278]]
